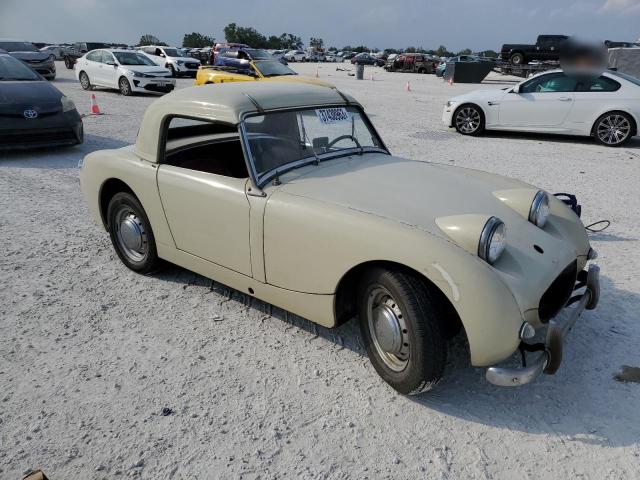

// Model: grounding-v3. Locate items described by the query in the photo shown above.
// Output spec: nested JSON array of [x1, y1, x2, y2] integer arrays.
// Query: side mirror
[[106, 61, 116, 67], [511, 85, 520, 94]]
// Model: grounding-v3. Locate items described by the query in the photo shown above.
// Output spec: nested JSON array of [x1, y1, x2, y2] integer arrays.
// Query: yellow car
[[195, 59, 334, 88]]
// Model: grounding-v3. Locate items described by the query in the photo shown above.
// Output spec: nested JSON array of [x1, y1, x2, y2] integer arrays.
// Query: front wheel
[[593, 111, 634, 147], [358, 268, 447, 395], [119, 76, 133, 96], [79, 71, 92, 90], [107, 192, 161, 274], [453, 104, 485, 135]]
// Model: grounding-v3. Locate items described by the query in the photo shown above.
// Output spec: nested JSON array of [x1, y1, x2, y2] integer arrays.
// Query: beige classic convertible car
[[79, 82, 600, 394]]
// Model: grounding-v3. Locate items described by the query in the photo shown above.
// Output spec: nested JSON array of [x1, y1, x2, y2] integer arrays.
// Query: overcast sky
[[1, 0, 639, 51]]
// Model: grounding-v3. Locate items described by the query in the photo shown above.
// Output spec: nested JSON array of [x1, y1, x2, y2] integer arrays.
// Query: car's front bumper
[[442, 104, 455, 127], [486, 263, 600, 386], [174, 63, 200, 76], [131, 77, 176, 93], [0, 110, 83, 150]]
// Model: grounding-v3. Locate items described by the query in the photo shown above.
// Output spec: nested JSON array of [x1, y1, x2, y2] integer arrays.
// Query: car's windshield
[[0, 55, 40, 80], [255, 60, 296, 77], [243, 106, 385, 185], [114, 52, 156, 66], [609, 70, 640, 86], [0, 41, 39, 52], [163, 48, 179, 57], [244, 49, 272, 59]]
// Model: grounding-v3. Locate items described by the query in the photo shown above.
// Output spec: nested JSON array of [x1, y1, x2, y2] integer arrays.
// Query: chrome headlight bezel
[[529, 190, 550, 228], [478, 216, 506, 264]]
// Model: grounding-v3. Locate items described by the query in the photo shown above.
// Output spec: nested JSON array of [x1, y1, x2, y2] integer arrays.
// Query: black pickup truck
[[500, 35, 568, 65], [62, 42, 111, 69]]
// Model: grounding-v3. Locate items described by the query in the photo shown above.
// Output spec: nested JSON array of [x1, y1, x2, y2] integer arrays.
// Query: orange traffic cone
[[405, 81, 411, 92], [90, 94, 102, 115]]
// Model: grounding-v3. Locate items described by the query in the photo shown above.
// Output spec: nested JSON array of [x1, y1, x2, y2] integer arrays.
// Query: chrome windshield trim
[[239, 105, 389, 189]]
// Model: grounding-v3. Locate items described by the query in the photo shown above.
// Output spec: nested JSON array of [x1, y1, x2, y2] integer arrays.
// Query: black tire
[[169, 65, 176, 78], [453, 103, 485, 136], [119, 76, 133, 96], [592, 111, 635, 147], [358, 268, 447, 395], [64, 57, 74, 69], [79, 71, 92, 90], [107, 192, 161, 274], [509, 52, 524, 65]]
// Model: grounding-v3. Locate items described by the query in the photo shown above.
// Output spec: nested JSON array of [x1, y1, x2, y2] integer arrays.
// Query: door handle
[[558, 97, 572, 101]]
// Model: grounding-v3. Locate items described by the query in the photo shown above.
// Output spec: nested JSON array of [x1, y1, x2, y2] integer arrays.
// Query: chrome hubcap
[[597, 115, 631, 145], [81, 74, 89, 88], [367, 287, 410, 371], [114, 207, 147, 262], [455, 107, 481, 134], [120, 79, 129, 93]]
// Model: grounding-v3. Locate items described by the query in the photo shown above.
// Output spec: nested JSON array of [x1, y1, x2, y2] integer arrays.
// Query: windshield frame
[[239, 104, 389, 189]]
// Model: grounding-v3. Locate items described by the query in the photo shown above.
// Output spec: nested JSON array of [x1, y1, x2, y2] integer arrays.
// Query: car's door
[[100, 51, 118, 88], [156, 118, 253, 276], [82, 50, 104, 85], [498, 72, 577, 128]]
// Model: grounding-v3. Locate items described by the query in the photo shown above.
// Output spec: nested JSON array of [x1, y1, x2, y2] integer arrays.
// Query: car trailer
[[494, 60, 559, 78]]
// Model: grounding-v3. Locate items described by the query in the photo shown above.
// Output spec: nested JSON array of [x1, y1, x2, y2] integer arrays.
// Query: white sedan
[[283, 50, 306, 62], [443, 69, 640, 146], [75, 49, 175, 96]]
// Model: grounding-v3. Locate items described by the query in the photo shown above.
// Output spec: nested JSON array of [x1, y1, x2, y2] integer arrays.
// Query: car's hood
[[276, 153, 532, 236], [450, 89, 507, 104], [122, 65, 171, 75], [9, 51, 50, 62], [0, 80, 63, 114]]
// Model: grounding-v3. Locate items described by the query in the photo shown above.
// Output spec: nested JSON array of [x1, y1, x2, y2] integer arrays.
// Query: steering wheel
[[328, 135, 362, 149]]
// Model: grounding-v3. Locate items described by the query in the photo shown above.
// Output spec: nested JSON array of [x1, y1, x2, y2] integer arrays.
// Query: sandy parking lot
[[1, 61, 639, 479]]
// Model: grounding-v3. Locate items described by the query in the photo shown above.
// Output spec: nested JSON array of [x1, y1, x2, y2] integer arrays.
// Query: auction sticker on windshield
[[316, 107, 349, 124]]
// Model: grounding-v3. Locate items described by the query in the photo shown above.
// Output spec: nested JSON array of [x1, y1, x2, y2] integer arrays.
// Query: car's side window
[[162, 117, 248, 179], [520, 73, 577, 93], [86, 50, 101, 62], [576, 76, 621, 92]]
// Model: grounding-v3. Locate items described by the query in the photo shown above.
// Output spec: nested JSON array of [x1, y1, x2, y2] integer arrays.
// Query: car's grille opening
[[539, 260, 578, 322], [0, 129, 76, 147]]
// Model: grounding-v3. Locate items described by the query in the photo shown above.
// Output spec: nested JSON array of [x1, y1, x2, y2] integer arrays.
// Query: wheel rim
[[597, 114, 631, 145], [120, 78, 130, 94], [367, 286, 410, 372], [80, 73, 89, 89], [114, 206, 148, 262], [455, 107, 481, 134], [512, 54, 522, 64]]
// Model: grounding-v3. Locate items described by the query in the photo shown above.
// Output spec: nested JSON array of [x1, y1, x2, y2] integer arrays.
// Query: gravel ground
[[1, 61, 639, 479]]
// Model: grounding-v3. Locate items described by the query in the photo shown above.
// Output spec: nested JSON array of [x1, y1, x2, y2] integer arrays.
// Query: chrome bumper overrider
[[486, 263, 600, 387]]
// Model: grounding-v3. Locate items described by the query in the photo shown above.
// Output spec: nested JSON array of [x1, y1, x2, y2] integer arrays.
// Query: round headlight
[[529, 190, 550, 228], [479, 217, 506, 264]]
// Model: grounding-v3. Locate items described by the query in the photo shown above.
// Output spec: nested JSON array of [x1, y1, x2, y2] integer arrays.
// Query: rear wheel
[[453, 104, 485, 136], [509, 52, 524, 65], [64, 57, 74, 69], [593, 111, 634, 147], [79, 71, 92, 90], [119, 76, 133, 96], [358, 268, 447, 395], [107, 192, 161, 274]]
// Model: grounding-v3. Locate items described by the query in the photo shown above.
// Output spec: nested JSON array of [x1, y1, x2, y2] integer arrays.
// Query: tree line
[[138, 28, 497, 57]]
